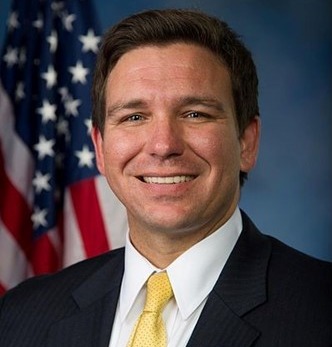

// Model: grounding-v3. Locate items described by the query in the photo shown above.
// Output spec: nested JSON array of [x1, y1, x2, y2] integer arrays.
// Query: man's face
[[92, 43, 259, 240]]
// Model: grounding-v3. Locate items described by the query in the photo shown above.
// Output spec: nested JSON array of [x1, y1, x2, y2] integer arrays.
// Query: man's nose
[[145, 117, 185, 159]]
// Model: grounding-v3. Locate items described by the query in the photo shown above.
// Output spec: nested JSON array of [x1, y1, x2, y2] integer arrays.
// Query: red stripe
[[31, 232, 61, 274], [69, 178, 110, 257], [0, 149, 33, 259], [0, 281, 6, 296]]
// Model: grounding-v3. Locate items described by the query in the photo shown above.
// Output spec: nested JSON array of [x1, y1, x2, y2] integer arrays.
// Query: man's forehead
[[108, 42, 226, 77]]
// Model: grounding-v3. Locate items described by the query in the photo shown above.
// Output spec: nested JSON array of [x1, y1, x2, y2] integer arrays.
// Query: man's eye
[[186, 111, 211, 120], [126, 114, 143, 122], [187, 112, 201, 118]]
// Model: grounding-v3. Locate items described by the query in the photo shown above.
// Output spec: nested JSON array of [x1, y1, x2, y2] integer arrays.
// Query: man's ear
[[240, 116, 260, 173], [91, 126, 105, 175]]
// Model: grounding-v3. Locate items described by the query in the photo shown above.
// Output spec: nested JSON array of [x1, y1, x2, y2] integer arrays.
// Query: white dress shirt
[[109, 207, 242, 347]]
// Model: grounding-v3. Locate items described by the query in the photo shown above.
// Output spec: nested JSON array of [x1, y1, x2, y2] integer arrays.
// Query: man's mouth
[[141, 175, 195, 184]]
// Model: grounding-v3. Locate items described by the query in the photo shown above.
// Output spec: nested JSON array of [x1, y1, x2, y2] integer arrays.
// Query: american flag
[[0, 0, 127, 295]]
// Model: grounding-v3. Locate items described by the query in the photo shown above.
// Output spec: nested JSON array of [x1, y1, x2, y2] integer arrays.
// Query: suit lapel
[[47, 249, 125, 347], [187, 211, 271, 347]]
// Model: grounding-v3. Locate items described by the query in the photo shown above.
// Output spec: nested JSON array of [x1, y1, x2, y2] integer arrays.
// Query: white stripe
[[0, 81, 34, 207], [95, 175, 127, 250], [62, 188, 86, 267], [0, 219, 32, 290]]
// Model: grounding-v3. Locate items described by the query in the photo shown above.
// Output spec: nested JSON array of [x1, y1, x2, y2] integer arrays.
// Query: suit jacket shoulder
[[0, 247, 125, 347]]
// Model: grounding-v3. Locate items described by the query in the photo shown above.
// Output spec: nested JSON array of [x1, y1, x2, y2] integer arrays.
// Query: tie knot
[[144, 272, 173, 313]]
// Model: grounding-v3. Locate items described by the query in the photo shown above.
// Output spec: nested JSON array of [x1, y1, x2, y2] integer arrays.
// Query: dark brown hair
[[92, 9, 259, 185]]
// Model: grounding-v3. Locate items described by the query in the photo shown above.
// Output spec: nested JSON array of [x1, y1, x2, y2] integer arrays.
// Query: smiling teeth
[[143, 176, 194, 184]]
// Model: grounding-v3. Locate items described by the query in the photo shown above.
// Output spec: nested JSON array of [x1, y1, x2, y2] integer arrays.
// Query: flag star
[[57, 118, 70, 142], [3, 46, 18, 67], [79, 29, 101, 53], [37, 99, 57, 123], [68, 60, 89, 84], [33, 13, 43, 30], [7, 11, 20, 30], [75, 145, 95, 168], [41, 65, 57, 89], [62, 12, 76, 31], [31, 206, 48, 228], [15, 82, 25, 100], [84, 118, 92, 135], [34, 135, 55, 159], [47, 30, 58, 53], [58, 86, 69, 101], [51, 1, 64, 13], [65, 97, 82, 116], [33, 171, 51, 193]]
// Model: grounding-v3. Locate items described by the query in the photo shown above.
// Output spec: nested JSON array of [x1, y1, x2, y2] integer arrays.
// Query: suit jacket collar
[[187, 211, 271, 347], [47, 248, 125, 347]]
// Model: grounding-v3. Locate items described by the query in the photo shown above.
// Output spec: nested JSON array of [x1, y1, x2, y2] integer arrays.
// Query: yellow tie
[[127, 272, 173, 347]]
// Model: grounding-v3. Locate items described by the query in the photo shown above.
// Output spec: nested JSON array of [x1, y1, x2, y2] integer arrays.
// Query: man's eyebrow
[[107, 99, 147, 117], [177, 96, 226, 112]]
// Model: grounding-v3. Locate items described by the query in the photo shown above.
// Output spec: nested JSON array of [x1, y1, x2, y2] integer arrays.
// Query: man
[[0, 9, 331, 347]]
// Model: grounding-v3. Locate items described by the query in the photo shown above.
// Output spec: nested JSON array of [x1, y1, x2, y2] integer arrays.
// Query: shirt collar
[[119, 236, 157, 321], [168, 207, 242, 319], [119, 207, 242, 321]]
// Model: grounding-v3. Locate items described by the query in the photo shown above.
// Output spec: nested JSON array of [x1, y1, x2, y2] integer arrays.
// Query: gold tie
[[127, 272, 173, 347]]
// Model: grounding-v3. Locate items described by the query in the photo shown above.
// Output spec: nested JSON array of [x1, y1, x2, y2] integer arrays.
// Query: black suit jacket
[[0, 212, 331, 346]]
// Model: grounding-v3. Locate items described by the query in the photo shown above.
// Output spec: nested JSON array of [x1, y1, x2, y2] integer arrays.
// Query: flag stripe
[[63, 189, 86, 267], [30, 231, 61, 274], [0, 150, 33, 258], [95, 175, 127, 249], [0, 219, 29, 289], [70, 178, 110, 257], [0, 83, 34, 205], [0, 281, 6, 297]]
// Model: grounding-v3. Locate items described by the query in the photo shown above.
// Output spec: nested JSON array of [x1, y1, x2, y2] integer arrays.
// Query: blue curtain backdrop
[[1, 0, 331, 261]]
